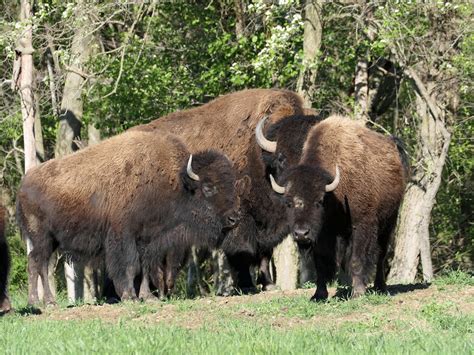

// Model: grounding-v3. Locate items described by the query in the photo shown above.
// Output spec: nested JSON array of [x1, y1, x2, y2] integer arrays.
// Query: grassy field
[[1, 271, 473, 354]]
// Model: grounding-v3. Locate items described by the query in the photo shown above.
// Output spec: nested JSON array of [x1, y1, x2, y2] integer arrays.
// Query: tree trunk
[[34, 95, 45, 163], [388, 76, 450, 284], [212, 249, 235, 296], [354, 57, 369, 121], [353, 3, 375, 122], [272, 235, 299, 290], [15, 0, 36, 174], [87, 124, 101, 146], [55, 1, 97, 302], [296, 0, 323, 108], [234, 0, 245, 39]]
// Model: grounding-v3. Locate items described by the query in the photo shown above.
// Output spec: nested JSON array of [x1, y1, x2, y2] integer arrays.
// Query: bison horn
[[269, 174, 286, 194], [186, 155, 200, 181], [325, 165, 340, 192], [256, 116, 277, 153]]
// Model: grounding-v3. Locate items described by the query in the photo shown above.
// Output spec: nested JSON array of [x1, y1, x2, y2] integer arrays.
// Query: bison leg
[[0, 226, 11, 313], [138, 271, 154, 301], [165, 265, 177, 298], [256, 253, 275, 291], [156, 265, 166, 300], [350, 223, 379, 298], [39, 260, 55, 305], [27, 254, 41, 306], [374, 215, 396, 294], [105, 235, 140, 301], [165, 249, 186, 298], [311, 252, 336, 302], [26, 230, 55, 306]]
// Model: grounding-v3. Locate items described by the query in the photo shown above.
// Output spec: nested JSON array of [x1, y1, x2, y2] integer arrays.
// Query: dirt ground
[[33, 283, 474, 331]]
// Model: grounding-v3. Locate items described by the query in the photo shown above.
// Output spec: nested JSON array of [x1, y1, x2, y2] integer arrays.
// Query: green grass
[[1, 271, 473, 354]]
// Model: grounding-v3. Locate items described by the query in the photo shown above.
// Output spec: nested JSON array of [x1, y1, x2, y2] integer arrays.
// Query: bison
[[0, 205, 11, 313], [267, 115, 408, 300], [17, 131, 243, 305], [130, 89, 306, 291]]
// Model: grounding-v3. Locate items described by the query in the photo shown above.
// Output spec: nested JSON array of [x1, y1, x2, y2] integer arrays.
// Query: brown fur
[[301, 115, 407, 222], [17, 131, 241, 304], [0, 205, 11, 313], [280, 115, 407, 300], [131, 89, 305, 291], [131, 89, 304, 172]]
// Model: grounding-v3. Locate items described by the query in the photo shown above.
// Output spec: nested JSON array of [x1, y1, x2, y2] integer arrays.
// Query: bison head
[[269, 164, 340, 245], [256, 115, 322, 181], [181, 150, 250, 232]]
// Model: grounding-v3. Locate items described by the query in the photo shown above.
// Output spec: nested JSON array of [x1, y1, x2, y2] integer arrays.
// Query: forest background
[[0, 0, 472, 293]]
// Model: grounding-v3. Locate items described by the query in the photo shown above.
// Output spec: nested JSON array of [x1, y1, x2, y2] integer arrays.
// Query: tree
[[297, 0, 323, 107], [376, 3, 463, 283]]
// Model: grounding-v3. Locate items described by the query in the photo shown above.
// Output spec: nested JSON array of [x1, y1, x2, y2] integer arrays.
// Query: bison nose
[[227, 214, 239, 227], [293, 227, 311, 243]]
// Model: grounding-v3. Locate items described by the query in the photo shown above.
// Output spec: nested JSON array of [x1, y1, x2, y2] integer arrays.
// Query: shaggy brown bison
[[130, 89, 306, 291], [0, 205, 11, 313], [268, 115, 408, 300], [17, 131, 243, 305]]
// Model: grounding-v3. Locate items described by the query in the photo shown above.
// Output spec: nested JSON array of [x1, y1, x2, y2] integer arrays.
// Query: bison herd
[[0, 88, 408, 312]]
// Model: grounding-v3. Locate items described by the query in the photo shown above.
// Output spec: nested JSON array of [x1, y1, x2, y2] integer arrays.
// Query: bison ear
[[181, 171, 200, 193], [235, 175, 251, 197]]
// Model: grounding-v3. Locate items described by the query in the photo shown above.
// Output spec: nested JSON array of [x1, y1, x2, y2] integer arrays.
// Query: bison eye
[[202, 184, 217, 197], [285, 198, 293, 208]]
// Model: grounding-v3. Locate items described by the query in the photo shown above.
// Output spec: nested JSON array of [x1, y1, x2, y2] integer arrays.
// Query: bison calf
[[0, 205, 11, 313], [268, 115, 408, 300], [17, 131, 243, 305]]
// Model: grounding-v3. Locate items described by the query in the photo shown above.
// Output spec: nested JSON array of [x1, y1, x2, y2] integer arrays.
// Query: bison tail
[[391, 136, 410, 179], [15, 197, 28, 245]]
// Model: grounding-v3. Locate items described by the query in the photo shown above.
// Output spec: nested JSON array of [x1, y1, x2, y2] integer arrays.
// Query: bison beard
[[0, 205, 11, 313], [267, 115, 408, 300], [130, 89, 307, 292], [17, 131, 241, 305]]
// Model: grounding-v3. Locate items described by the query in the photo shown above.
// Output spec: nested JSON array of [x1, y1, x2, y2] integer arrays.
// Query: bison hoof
[[27, 297, 40, 307], [350, 288, 366, 299], [262, 284, 277, 292], [310, 291, 329, 302], [240, 286, 258, 295], [0, 299, 11, 314]]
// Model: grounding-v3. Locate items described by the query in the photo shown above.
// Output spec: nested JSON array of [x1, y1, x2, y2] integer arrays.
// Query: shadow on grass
[[386, 283, 431, 296], [330, 282, 431, 301], [15, 305, 42, 316]]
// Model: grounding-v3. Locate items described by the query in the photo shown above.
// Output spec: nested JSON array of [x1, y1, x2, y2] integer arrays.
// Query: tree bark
[[353, 3, 375, 122], [354, 58, 369, 121], [297, 0, 323, 108], [212, 249, 235, 296], [234, 0, 246, 39], [272, 235, 299, 290], [388, 75, 450, 284], [15, 0, 36, 174]]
